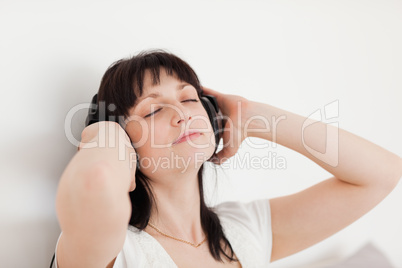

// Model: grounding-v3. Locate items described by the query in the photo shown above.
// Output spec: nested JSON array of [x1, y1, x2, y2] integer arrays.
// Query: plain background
[[1, 0, 401, 267]]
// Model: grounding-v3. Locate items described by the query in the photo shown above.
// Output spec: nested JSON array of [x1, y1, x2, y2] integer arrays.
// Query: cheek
[[149, 119, 172, 142], [126, 116, 172, 145], [189, 108, 213, 129], [191, 109, 215, 138], [125, 120, 149, 145], [130, 118, 173, 154]]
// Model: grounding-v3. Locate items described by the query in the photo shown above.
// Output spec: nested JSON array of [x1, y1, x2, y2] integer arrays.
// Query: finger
[[201, 87, 226, 108], [202, 86, 218, 93], [201, 86, 222, 98]]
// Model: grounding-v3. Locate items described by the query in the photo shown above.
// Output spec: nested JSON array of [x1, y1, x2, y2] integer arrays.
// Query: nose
[[172, 108, 192, 126]]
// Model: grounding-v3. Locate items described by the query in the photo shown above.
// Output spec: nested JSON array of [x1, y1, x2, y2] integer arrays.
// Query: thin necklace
[[148, 222, 207, 248]]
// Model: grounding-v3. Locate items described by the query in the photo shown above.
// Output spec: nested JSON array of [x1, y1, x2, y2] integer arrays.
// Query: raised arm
[[55, 122, 136, 268], [203, 87, 402, 262], [245, 101, 401, 188]]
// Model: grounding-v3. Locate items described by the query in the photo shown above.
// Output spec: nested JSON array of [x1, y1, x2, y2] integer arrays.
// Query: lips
[[172, 130, 202, 145]]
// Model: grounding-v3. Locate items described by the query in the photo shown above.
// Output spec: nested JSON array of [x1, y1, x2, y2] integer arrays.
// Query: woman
[[53, 50, 402, 267]]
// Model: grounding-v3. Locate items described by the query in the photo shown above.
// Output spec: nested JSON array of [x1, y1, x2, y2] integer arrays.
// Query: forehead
[[142, 68, 181, 93], [139, 69, 193, 101], [129, 69, 194, 114]]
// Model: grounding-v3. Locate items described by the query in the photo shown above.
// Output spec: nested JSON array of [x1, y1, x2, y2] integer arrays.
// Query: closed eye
[[182, 99, 199, 103], [144, 99, 199, 118]]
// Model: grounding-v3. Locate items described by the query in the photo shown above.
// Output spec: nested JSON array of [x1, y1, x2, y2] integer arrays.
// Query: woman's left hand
[[202, 87, 251, 165]]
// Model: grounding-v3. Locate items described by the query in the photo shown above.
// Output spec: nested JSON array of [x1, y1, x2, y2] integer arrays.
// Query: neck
[[146, 169, 205, 243]]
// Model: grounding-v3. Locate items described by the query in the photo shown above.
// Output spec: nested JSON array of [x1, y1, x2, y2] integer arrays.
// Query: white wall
[[1, 1, 401, 267]]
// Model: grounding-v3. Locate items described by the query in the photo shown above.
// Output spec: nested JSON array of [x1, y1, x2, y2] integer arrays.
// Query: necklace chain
[[148, 222, 207, 248]]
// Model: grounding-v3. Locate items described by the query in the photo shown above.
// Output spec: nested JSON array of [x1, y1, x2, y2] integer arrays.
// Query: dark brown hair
[[97, 50, 238, 263]]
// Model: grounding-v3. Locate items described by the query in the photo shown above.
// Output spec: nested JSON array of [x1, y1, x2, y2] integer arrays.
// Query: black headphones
[[85, 93, 224, 155]]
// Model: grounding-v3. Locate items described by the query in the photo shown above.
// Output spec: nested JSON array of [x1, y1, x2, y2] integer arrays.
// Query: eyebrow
[[136, 82, 191, 104]]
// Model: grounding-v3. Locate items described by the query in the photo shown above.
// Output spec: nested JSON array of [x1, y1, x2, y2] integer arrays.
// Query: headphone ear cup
[[85, 94, 124, 127], [200, 94, 224, 154], [85, 94, 100, 127]]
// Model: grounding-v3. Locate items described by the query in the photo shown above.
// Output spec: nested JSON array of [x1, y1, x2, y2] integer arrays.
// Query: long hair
[[97, 50, 238, 263]]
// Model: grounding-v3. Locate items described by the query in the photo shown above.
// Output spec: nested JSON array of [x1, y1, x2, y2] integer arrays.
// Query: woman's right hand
[[78, 121, 137, 192]]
